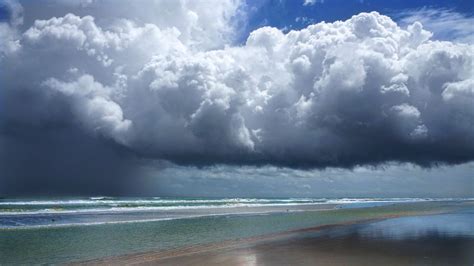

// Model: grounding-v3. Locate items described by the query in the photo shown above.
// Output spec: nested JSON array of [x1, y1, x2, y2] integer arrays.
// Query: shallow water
[[0, 197, 460, 228], [0, 200, 472, 264], [88, 205, 474, 266]]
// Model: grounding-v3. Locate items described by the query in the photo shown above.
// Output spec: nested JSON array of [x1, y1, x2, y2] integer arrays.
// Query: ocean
[[0, 197, 462, 227], [0, 197, 473, 264]]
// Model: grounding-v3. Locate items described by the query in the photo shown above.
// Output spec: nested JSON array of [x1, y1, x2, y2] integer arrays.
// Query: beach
[[3, 1, 473, 265], [1, 198, 473, 264], [77, 207, 474, 265]]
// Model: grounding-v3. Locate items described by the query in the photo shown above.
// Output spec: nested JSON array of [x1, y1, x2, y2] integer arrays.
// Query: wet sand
[[154, 232, 474, 266], [77, 209, 474, 266]]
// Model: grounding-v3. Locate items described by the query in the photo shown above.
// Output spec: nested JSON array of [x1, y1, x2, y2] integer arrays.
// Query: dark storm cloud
[[0, 0, 473, 195]]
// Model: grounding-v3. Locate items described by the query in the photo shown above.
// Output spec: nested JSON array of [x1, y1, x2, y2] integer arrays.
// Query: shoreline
[[72, 209, 450, 265], [1, 204, 339, 230], [4, 199, 471, 230], [2, 200, 472, 264]]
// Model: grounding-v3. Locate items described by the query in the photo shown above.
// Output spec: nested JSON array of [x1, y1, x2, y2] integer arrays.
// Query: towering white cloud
[[18, 0, 243, 50], [1, 1, 473, 171]]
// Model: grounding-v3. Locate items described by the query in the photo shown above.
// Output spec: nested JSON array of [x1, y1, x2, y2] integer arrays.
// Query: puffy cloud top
[[1, 2, 473, 171]]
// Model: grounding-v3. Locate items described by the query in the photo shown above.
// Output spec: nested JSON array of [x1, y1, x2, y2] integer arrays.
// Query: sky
[[0, 0, 473, 197]]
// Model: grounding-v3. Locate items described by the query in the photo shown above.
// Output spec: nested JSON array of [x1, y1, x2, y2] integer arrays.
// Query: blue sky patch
[[239, 0, 473, 42]]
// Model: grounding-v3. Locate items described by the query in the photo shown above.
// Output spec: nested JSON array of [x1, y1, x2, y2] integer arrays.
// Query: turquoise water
[[0, 197, 441, 215], [0, 199, 472, 264], [0, 197, 449, 228]]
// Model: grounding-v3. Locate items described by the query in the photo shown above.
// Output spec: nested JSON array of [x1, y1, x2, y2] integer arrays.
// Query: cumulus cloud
[[17, 0, 243, 50], [1, 0, 473, 196], [398, 8, 474, 44], [42, 75, 132, 144]]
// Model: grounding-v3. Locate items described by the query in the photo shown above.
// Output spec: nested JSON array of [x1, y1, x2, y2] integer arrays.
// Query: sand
[[74, 211, 474, 265], [69, 201, 474, 266]]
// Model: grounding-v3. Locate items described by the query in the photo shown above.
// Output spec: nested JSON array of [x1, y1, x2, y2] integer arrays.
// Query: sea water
[[0, 197, 461, 227], [0, 197, 472, 264]]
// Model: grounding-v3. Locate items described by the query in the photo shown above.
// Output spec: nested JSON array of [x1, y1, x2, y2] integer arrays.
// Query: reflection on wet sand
[[154, 210, 474, 266]]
